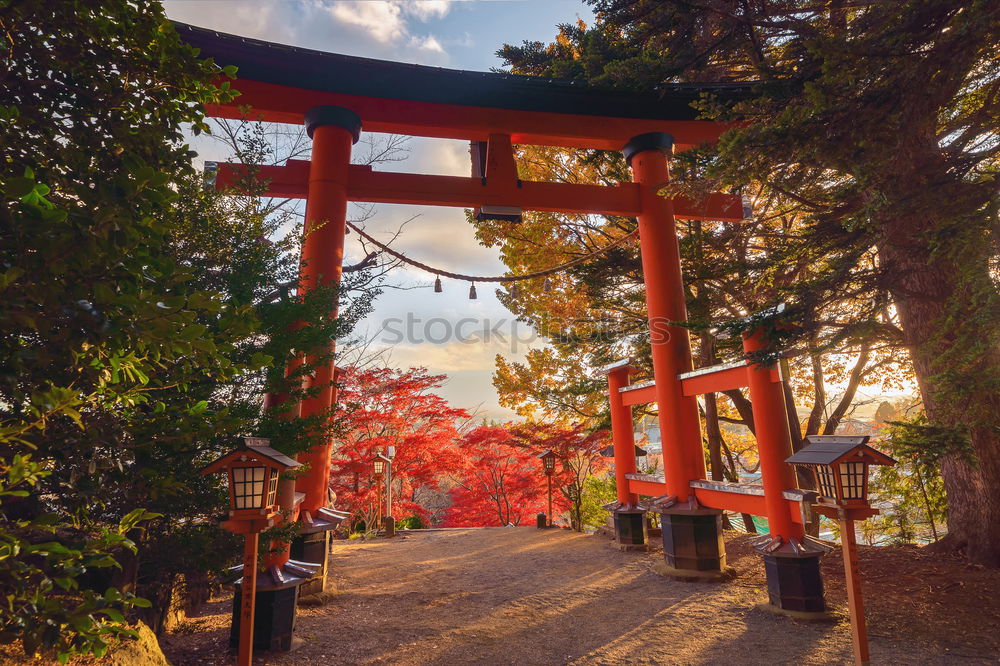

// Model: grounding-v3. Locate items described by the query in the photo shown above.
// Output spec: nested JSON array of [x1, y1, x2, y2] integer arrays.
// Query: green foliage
[[0, 456, 159, 660], [884, 415, 976, 468], [397, 515, 426, 530], [0, 2, 237, 658], [857, 416, 957, 545], [578, 475, 617, 531], [0, 1, 376, 658]]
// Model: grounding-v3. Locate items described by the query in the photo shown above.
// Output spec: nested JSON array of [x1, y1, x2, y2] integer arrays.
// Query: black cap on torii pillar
[[622, 132, 675, 166], [304, 105, 362, 143]]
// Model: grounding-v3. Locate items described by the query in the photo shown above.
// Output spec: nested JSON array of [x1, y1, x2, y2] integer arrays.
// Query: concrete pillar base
[[230, 584, 301, 652], [659, 509, 726, 572], [761, 551, 827, 614], [290, 531, 329, 597], [613, 510, 646, 547]]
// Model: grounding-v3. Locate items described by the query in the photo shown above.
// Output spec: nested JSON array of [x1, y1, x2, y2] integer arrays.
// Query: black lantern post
[[786, 435, 895, 666], [538, 449, 558, 527], [203, 438, 300, 666]]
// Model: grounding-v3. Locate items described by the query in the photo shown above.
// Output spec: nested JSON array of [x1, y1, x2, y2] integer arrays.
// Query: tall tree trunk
[[805, 350, 827, 437], [782, 374, 819, 536], [704, 392, 725, 482], [699, 332, 739, 530], [878, 221, 1000, 567]]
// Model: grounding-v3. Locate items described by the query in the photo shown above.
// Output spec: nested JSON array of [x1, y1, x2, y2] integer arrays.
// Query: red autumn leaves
[[329, 366, 608, 529]]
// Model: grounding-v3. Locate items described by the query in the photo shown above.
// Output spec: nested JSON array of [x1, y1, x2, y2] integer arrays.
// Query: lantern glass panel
[[839, 461, 867, 501], [266, 469, 279, 507], [815, 465, 838, 500], [373, 459, 385, 475], [232, 466, 267, 509], [544, 457, 555, 472]]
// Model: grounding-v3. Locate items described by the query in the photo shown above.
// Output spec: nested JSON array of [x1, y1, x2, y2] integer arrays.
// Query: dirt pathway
[[161, 528, 996, 665]]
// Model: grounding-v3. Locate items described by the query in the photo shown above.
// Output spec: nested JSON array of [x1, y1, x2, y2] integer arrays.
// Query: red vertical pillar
[[625, 133, 706, 500], [840, 516, 870, 664], [606, 364, 638, 506], [742, 329, 801, 540], [294, 106, 361, 514]]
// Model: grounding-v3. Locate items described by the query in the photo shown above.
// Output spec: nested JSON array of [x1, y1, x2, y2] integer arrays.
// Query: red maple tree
[[440, 425, 556, 527], [509, 421, 609, 531], [329, 366, 469, 528]]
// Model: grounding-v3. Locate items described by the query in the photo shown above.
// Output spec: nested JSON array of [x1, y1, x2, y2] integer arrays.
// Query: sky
[[164, 1, 595, 420]]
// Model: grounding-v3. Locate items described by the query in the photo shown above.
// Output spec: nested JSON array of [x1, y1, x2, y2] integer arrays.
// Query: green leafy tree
[[0, 1, 376, 659], [0, 2, 235, 658], [578, 474, 618, 531], [863, 414, 973, 544]]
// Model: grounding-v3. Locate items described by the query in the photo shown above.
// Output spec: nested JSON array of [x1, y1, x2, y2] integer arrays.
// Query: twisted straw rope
[[345, 220, 638, 283]]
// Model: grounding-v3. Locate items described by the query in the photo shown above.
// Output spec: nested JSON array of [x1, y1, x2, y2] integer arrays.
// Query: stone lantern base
[[230, 585, 300, 651]]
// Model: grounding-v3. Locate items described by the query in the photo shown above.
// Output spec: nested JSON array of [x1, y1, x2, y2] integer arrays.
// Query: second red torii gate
[[180, 20, 832, 641]]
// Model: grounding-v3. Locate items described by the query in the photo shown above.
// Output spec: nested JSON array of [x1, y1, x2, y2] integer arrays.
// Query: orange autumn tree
[[329, 366, 469, 529]]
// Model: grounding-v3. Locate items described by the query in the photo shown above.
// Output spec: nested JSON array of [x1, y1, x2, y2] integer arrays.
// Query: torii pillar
[[291, 106, 361, 591], [624, 132, 724, 573]]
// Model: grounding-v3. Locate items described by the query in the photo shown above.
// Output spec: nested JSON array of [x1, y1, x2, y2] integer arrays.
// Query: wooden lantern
[[372, 453, 391, 476], [201, 437, 300, 666], [785, 435, 895, 507], [538, 449, 558, 476], [786, 435, 897, 665], [202, 437, 300, 520]]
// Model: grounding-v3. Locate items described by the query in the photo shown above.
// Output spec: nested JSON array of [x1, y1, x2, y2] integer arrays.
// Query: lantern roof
[[786, 435, 896, 467], [599, 444, 648, 458], [537, 449, 558, 460], [202, 437, 300, 475]]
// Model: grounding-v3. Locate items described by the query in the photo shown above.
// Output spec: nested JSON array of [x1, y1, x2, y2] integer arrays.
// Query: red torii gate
[[180, 21, 831, 649]]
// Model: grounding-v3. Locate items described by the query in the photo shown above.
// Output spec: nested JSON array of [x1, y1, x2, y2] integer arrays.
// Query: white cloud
[[166, 0, 455, 65], [323, 1, 452, 47], [328, 1, 406, 43], [405, 1, 452, 21], [410, 35, 445, 54]]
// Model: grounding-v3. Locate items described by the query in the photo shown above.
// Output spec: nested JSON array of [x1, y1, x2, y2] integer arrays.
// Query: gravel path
[[161, 527, 995, 665]]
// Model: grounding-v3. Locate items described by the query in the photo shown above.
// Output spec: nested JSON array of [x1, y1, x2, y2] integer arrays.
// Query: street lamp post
[[786, 435, 896, 666], [538, 450, 558, 527], [202, 438, 300, 666]]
